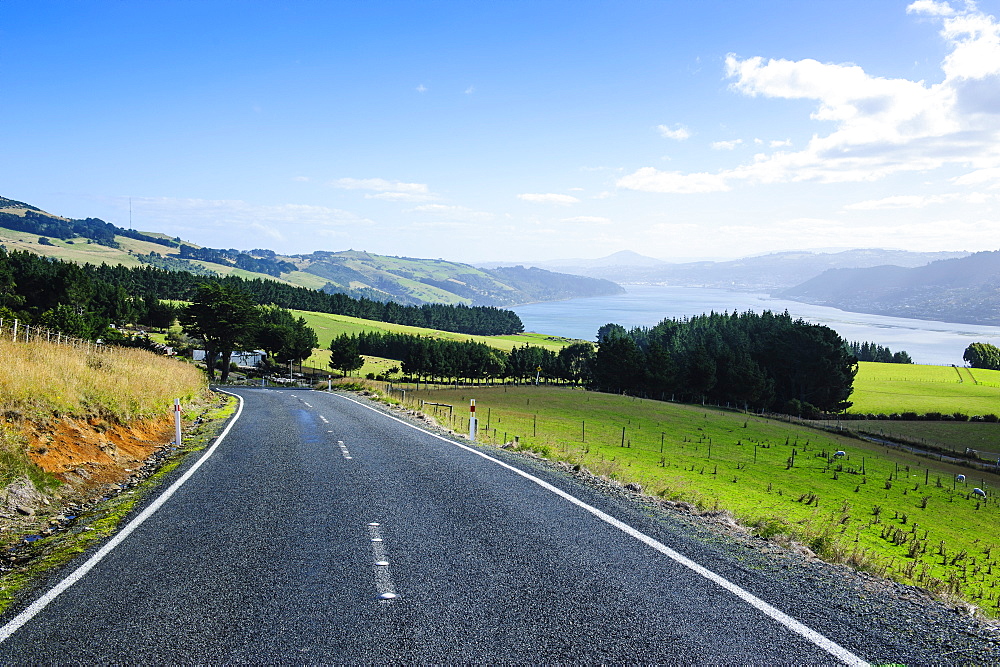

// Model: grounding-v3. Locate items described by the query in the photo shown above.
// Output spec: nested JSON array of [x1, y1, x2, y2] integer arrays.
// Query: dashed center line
[[303, 402, 313, 408], [319, 415, 329, 424], [338, 440, 353, 460], [367, 522, 397, 601]]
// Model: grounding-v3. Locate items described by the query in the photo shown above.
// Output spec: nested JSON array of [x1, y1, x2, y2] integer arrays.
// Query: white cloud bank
[[332, 177, 436, 202], [618, 1, 1000, 193], [128, 197, 375, 251], [517, 193, 581, 205]]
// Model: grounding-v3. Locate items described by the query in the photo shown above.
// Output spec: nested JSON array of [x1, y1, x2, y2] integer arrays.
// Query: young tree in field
[[329, 333, 364, 377], [180, 282, 260, 383]]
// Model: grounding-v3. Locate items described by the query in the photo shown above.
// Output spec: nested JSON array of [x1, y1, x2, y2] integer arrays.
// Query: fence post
[[174, 399, 182, 447]]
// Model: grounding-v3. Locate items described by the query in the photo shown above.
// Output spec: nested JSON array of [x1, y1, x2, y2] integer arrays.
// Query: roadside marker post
[[173, 399, 182, 448], [469, 399, 477, 442]]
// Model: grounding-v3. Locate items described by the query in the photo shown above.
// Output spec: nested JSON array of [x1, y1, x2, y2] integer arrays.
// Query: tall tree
[[180, 283, 260, 382], [329, 334, 364, 377]]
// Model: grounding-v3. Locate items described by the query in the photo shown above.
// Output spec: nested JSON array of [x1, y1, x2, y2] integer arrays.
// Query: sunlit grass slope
[[0, 341, 206, 421], [851, 361, 1000, 415], [400, 384, 1000, 616], [296, 309, 581, 370]]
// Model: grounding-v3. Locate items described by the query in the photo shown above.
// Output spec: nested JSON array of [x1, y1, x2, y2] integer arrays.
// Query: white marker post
[[469, 399, 477, 442], [173, 399, 182, 448]]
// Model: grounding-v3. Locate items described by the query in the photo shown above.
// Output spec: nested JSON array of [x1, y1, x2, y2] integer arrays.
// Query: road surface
[[0, 387, 992, 663]]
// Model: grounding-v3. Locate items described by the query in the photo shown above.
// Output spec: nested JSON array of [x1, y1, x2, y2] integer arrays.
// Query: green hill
[[0, 196, 623, 307]]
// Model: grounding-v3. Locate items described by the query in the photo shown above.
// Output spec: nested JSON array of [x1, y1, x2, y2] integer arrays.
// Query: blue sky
[[3, 1, 999, 263]]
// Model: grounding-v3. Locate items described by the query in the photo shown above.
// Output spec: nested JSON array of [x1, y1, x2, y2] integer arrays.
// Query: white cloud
[[465, 86, 475, 94], [845, 191, 998, 209], [769, 139, 793, 148], [416, 84, 428, 93], [954, 166, 1000, 186], [292, 176, 311, 182], [127, 197, 375, 252], [412, 204, 493, 220], [332, 177, 436, 202], [711, 139, 744, 150], [560, 216, 612, 224], [907, 1, 956, 17], [517, 193, 580, 204], [616, 167, 730, 193], [366, 191, 437, 202], [332, 177, 429, 193], [718, 216, 993, 254], [657, 124, 691, 141], [845, 194, 947, 209], [619, 3, 1000, 194]]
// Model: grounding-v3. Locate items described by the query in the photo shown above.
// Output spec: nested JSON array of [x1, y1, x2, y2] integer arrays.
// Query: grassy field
[[850, 361, 1000, 416], [296, 309, 582, 370], [385, 384, 1000, 616], [832, 420, 1000, 455]]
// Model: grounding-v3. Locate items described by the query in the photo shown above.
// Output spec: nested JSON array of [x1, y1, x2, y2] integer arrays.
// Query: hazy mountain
[[295, 251, 623, 306], [484, 248, 969, 292], [0, 196, 623, 307], [779, 250, 1000, 325]]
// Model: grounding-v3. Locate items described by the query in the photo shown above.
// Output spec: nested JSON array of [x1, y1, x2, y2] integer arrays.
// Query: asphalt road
[[0, 387, 993, 663]]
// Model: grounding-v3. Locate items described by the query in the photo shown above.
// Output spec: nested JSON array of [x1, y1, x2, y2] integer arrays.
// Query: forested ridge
[[0, 249, 524, 337]]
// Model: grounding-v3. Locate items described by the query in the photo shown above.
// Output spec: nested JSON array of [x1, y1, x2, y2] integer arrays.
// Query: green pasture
[[396, 384, 1000, 616], [851, 362, 1000, 416], [295, 309, 581, 370], [833, 420, 1000, 454]]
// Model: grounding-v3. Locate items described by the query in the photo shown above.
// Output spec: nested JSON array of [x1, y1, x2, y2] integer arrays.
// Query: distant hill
[[501, 249, 969, 292], [0, 195, 622, 307], [779, 250, 1000, 325]]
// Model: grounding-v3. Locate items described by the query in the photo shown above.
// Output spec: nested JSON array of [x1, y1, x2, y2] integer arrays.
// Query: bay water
[[512, 284, 1000, 366]]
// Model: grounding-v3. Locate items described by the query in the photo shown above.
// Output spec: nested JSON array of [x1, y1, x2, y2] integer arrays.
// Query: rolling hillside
[[0, 196, 622, 307], [779, 250, 1000, 325]]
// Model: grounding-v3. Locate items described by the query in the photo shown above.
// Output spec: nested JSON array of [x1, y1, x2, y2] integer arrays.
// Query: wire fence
[[0, 318, 108, 354]]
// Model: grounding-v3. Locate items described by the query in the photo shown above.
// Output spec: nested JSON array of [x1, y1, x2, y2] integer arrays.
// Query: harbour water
[[512, 284, 1000, 366]]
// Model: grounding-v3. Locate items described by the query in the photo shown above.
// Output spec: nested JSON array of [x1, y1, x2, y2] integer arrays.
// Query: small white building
[[193, 349, 266, 367]]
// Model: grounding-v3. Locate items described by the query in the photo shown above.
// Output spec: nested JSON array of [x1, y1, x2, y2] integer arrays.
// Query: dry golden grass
[[0, 340, 207, 421]]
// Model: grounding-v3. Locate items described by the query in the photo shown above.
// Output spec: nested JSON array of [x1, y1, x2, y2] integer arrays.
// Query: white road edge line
[[332, 392, 869, 667], [0, 390, 246, 645]]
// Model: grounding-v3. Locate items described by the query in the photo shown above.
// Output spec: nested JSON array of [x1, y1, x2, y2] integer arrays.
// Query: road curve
[[0, 387, 993, 663]]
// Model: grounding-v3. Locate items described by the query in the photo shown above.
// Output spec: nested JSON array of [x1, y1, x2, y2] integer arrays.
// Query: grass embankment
[[0, 338, 216, 613], [392, 384, 1000, 616], [0, 340, 207, 489]]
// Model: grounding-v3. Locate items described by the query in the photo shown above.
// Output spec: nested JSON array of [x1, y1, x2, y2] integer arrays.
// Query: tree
[[180, 283, 260, 383], [329, 334, 364, 377], [558, 342, 596, 385], [257, 306, 318, 369], [964, 342, 1000, 370]]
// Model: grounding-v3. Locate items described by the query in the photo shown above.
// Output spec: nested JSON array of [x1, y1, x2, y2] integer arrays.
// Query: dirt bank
[[23, 415, 175, 488]]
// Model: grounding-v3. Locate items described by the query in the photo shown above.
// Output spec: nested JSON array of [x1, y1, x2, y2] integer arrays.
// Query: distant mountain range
[[0, 196, 623, 307], [483, 247, 1000, 326], [486, 248, 969, 292], [779, 250, 1000, 325]]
